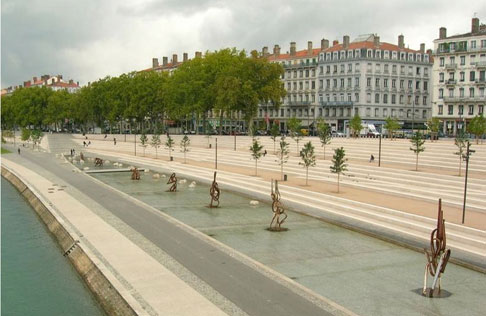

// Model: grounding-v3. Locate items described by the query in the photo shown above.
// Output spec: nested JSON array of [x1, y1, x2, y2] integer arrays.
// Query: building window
[[400, 80, 404, 89], [424, 81, 428, 91], [355, 93, 359, 102], [471, 40, 476, 49], [448, 105, 453, 115], [470, 88, 475, 97], [439, 73, 444, 82], [375, 108, 379, 117], [408, 80, 413, 89], [392, 94, 396, 104], [375, 78, 380, 87], [422, 110, 427, 119], [366, 108, 371, 116], [416, 67, 421, 75], [399, 95, 404, 104], [392, 79, 396, 88], [416, 81, 420, 89], [440, 57, 445, 67], [423, 96, 427, 105], [391, 109, 396, 117], [375, 93, 380, 103], [459, 88, 464, 97], [448, 89, 454, 97], [367, 77, 371, 87], [355, 77, 360, 87], [326, 66, 330, 74], [340, 79, 345, 87], [479, 105, 484, 114], [347, 93, 352, 101], [312, 81, 315, 89], [468, 105, 474, 115], [458, 105, 464, 115], [439, 89, 443, 99], [383, 108, 388, 116], [438, 105, 443, 115], [384, 79, 388, 88], [399, 109, 404, 117], [460, 56, 466, 65], [383, 94, 388, 104], [460, 72, 465, 82], [415, 95, 420, 105], [392, 65, 397, 73], [470, 71, 476, 81], [281, 109, 285, 117], [367, 93, 371, 103], [326, 79, 330, 88]]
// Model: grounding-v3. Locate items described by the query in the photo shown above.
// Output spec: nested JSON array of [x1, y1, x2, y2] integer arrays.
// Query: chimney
[[163, 57, 168, 65], [57, 74, 63, 80], [33, 76, 38, 82], [343, 35, 350, 49], [398, 35, 404, 49], [439, 27, 447, 39], [172, 54, 178, 64], [420, 43, 425, 53], [307, 41, 313, 55], [69, 79, 74, 84], [332, 40, 339, 46], [373, 36, 380, 48], [77, 81, 79, 86], [321, 38, 329, 50], [152, 58, 159, 68], [195, 51, 202, 58], [290, 42, 296, 56], [183, 52, 188, 62], [262, 46, 269, 57], [472, 17, 480, 33], [273, 44, 281, 57]]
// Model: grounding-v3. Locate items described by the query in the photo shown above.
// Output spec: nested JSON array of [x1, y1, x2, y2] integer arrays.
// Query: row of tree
[[1, 49, 286, 135]]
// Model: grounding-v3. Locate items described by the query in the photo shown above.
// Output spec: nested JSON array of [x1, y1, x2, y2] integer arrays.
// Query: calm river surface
[[1, 177, 105, 316]]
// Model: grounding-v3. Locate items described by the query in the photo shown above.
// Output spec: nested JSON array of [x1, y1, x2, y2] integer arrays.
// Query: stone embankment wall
[[1, 167, 137, 316]]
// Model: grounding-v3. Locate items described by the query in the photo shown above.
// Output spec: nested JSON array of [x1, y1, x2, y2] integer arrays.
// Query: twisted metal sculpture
[[167, 173, 177, 192], [209, 172, 220, 208], [94, 158, 104, 167], [131, 167, 140, 180], [269, 180, 287, 231], [422, 199, 451, 297]]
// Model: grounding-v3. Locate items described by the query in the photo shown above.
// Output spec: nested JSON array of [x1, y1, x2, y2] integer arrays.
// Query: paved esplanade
[[8, 145, 340, 316]]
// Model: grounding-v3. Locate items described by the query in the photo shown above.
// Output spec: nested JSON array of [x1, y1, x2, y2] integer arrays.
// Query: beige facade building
[[432, 17, 486, 136]]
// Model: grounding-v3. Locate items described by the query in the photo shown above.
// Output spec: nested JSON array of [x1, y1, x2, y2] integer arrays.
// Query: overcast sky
[[2, 0, 485, 88]]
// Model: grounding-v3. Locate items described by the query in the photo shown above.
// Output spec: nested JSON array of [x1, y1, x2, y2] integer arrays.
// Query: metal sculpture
[[422, 199, 451, 297], [167, 173, 177, 192], [269, 179, 287, 231], [209, 172, 220, 208], [94, 158, 104, 167], [131, 167, 141, 180]]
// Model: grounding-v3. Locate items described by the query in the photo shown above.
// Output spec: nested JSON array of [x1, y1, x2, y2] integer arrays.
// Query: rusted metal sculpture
[[269, 179, 287, 231], [209, 172, 220, 208], [131, 167, 141, 180], [94, 158, 104, 167], [422, 199, 451, 297], [167, 173, 177, 192]]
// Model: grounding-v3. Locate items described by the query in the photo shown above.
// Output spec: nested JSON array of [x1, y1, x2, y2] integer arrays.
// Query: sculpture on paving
[[209, 172, 220, 208], [94, 158, 104, 167], [269, 179, 288, 231], [422, 199, 451, 297], [167, 173, 177, 192], [131, 167, 141, 180]]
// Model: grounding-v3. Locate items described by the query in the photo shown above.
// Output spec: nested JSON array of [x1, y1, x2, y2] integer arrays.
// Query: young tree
[[276, 136, 290, 181], [317, 119, 331, 159], [30, 129, 44, 150], [21, 128, 31, 145], [330, 147, 348, 193], [384, 117, 400, 140], [454, 131, 468, 176], [165, 134, 175, 161], [269, 122, 280, 153], [410, 132, 425, 171], [151, 133, 161, 159], [467, 114, 486, 144], [180, 135, 190, 163], [287, 117, 303, 154], [249, 138, 264, 176], [427, 117, 441, 142], [140, 133, 148, 157], [349, 114, 362, 138], [299, 141, 316, 185]]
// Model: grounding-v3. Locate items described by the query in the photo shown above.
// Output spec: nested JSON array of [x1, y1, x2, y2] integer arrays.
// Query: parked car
[[332, 131, 345, 137]]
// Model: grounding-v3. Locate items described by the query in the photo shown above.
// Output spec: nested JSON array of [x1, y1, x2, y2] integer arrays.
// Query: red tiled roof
[[50, 81, 79, 88], [267, 48, 321, 61]]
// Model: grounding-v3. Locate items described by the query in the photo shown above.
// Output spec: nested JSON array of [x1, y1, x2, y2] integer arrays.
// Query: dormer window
[[384, 51, 389, 59], [376, 50, 381, 58], [392, 51, 397, 59]]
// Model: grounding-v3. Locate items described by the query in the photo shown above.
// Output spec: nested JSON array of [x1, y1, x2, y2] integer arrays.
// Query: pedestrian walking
[[88, 141, 91, 146], [83, 141, 86, 147], [263, 149, 267, 157], [18, 148, 20, 155], [113, 137, 117, 145], [369, 154, 375, 162]]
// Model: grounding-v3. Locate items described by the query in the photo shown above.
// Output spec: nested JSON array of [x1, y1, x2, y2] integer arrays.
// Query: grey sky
[[2, 0, 485, 88]]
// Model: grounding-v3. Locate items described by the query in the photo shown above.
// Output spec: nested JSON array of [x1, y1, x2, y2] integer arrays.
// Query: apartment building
[[3, 74, 80, 95], [317, 34, 432, 133], [432, 17, 486, 136]]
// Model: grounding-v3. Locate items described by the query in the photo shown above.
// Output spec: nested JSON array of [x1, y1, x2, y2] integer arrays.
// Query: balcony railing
[[472, 61, 486, 69], [443, 96, 486, 102], [287, 101, 311, 106], [320, 101, 354, 106], [445, 63, 457, 70], [445, 79, 457, 85], [475, 78, 486, 85]]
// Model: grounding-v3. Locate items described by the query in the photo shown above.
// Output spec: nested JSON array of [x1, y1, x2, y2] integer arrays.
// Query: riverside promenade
[[1, 140, 350, 316]]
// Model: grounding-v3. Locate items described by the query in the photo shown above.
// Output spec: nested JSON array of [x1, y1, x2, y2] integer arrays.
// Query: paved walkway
[[2, 144, 348, 316]]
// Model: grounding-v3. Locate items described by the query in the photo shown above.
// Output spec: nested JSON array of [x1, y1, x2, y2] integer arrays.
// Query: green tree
[[317, 119, 331, 159], [140, 133, 148, 156], [249, 138, 264, 176], [330, 147, 348, 193], [30, 129, 44, 150], [151, 133, 161, 159], [384, 117, 400, 140], [454, 131, 468, 176], [21, 128, 31, 145], [276, 136, 290, 181], [165, 134, 175, 160], [287, 117, 303, 154], [409, 132, 425, 171], [269, 122, 280, 153], [45, 89, 70, 131], [349, 114, 362, 138], [180, 135, 190, 164], [467, 114, 486, 144], [299, 141, 316, 186], [427, 117, 441, 142]]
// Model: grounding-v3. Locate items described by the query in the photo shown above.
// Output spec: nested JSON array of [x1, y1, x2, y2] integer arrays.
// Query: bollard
[[284, 174, 288, 181]]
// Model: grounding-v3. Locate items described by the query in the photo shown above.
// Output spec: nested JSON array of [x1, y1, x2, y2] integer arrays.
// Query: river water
[[1, 177, 105, 316]]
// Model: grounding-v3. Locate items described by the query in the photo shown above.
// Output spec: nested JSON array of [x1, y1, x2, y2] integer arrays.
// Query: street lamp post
[[412, 101, 415, 133], [378, 134, 382, 167], [215, 137, 218, 170], [462, 141, 475, 224]]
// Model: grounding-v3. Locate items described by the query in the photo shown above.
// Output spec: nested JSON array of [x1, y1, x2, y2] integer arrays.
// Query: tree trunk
[[255, 160, 258, 176], [323, 145, 326, 160], [219, 110, 223, 135], [155, 148, 158, 159], [337, 173, 340, 193], [273, 140, 276, 154], [184, 151, 186, 164], [415, 153, 419, 171], [306, 167, 308, 186], [281, 163, 284, 181], [458, 156, 462, 176]]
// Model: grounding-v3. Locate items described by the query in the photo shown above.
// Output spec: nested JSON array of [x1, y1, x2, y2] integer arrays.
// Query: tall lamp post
[[462, 141, 475, 224], [412, 101, 415, 133]]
